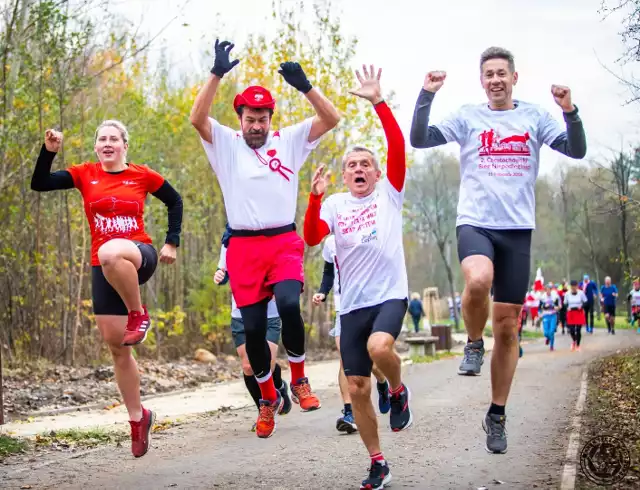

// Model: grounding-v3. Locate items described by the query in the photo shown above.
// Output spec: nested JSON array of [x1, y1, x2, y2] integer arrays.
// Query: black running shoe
[[278, 380, 292, 415], [389, 384, 412, 432], [360, 461, 392, 489]]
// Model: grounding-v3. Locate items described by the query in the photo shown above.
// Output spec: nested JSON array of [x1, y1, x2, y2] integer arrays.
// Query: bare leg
[[335, 336, 351, 404], [490, 303, 521, 405], [98, 239, 143, 313], [367, 332, 401, 390], [371, 364, 387, 384], [97, 315, 142, 421], [349, 376, 379, 454], [461, 255, 494, 341]]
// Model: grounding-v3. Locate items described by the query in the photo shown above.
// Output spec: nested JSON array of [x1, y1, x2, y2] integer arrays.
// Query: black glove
[[211, 39, 239, 78], [278, 62, 312, 93]]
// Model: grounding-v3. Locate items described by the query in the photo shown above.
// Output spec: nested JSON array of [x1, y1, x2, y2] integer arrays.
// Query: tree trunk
[[439, 239, 459, 331]]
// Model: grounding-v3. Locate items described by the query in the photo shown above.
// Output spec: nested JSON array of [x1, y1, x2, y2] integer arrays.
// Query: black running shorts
[[603, 305, 616, 317], [456, 225, 532, 305], [91, 241, 158, 315], [340, 298, 408, 377]]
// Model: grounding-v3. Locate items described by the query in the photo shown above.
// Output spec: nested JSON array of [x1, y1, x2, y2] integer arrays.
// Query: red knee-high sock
[[288, 354, 306, 384], [255, 372, 278, 402]]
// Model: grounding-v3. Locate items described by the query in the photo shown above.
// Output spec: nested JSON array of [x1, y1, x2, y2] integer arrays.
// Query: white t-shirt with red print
[[435, 101, 564, 230], [319, 179, 408, 314], [201, 117, 321, 230]]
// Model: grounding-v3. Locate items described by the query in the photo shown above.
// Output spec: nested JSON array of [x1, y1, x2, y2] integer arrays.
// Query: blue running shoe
[[336, 410, 358, 434], [377, 380, 391, 414]]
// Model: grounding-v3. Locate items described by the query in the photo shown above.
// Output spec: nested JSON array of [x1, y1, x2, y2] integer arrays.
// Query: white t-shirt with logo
[[629, 289, 640, 306], [565, 290, 587, 309], [435, 101, 565, 229], [320, 179, 408, 314], [218, 245, 279, 319], [321, 235, 341, 312], [201, 117, 321, 230]]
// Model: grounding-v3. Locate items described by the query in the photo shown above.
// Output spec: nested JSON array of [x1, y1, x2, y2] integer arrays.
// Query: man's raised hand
[[278, 62, 313, 93], [423, 71, 446, 93], [349, 64, 382, 105], [551, 84, 575, 113], [44, 129, 63, 152], [311, 164, 331, 196], [211, 39, 240, 78]]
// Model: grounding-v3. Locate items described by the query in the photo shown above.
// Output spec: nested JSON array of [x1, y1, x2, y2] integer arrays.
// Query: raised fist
[[551, 84, 574, 113], [44, 129, 63, 152], [211, 39, 240, 78], [423, 71, 447, 93]]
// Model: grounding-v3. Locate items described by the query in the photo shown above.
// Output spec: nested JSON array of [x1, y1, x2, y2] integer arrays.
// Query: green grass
[[0, 434, 28, 459], [521, 329, 544, 339], [35, 427, 128, 449], [410, 351, 457, 364]]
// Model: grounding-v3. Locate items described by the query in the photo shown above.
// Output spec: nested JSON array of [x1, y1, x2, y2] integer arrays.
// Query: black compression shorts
[[456, 225, 532, 305], [340, 298, 407, 377], [92, 241, 158, 315]]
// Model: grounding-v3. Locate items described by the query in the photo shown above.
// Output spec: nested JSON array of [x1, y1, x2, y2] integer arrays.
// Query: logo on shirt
[[89, 197, 140, 237], [122, 180, 135, 185], [361, 229, 378, 243], [478, 129, 531, 156], [90, 180, 99, 184]]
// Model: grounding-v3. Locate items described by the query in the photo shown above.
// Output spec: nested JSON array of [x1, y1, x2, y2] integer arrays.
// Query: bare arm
[[189, 74, 221, 144], [306, 88, 340, 142]]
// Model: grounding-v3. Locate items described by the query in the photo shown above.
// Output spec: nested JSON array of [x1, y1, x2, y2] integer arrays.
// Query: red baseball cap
[[233, 86, 276, 112]]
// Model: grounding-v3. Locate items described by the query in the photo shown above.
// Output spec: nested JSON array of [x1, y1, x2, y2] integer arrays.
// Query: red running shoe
[[291, 377, 321, 412], [122, 306, 151, 346], [129, 407, 155, 458], [256, 392, 283, 439]]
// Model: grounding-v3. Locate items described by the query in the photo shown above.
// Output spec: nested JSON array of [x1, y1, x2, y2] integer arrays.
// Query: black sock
[[243, 373, 262, 409], [489, 403, 505, 416], [272, 362, 283, 390], [344, 403, 352, 414], [468, 337, 484, 344], [377, 379, 388, 389]]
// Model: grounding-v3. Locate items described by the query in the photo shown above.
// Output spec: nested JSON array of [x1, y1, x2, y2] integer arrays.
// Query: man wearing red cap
[[190, 39, 340, 439]]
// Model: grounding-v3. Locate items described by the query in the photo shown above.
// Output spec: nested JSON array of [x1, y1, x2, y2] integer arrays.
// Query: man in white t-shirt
[[304, 65, 410, 490], [409, 46, 586, 454], [312, 235, 391, 436], [190, 39, 340, 439]]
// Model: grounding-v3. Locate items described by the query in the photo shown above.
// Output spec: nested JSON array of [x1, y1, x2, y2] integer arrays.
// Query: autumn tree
[[405, 151, 461, 330]]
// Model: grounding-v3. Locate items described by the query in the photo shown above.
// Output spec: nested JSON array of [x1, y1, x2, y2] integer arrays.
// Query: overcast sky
[[113, 0, 640, 174]]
